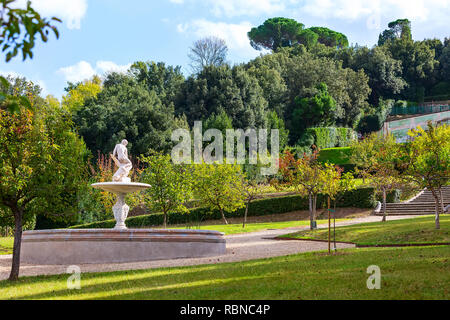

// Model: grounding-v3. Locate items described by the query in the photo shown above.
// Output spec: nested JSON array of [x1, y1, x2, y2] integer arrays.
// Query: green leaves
[[293, 82, 336, 132], [248, 17, 305, 51], [402, 123, 450, 189], [0, 0, 61, 63], [191, 162, 246, 223], [141, 153, 192, 227]]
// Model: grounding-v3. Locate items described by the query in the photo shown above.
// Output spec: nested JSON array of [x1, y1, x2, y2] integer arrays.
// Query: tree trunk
[[9, 207, 23, 281], [381, 188, 387, 222], [327, 197, 331, 254], [243, 202, 249, 228], [220, 208, 228, 225], [333, 201, 337, 251], [163, 211, 167, 229], [308, 193, 314, 230], [313, 194, 317, 220], [430, 188, 441, 230]]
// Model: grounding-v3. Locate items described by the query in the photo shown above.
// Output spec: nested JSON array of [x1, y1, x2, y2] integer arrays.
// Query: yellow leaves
[[62, 76, 102, 112]]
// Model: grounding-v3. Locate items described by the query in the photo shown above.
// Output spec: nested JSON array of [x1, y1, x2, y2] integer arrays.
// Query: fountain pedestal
[[91, 182, 150, 229]]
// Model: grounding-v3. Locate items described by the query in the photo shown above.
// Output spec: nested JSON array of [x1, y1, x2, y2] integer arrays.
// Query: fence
[[390, 104, 450, 116]]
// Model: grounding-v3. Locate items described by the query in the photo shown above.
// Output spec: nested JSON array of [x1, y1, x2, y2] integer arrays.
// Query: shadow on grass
[[4, 246, 449, 300]]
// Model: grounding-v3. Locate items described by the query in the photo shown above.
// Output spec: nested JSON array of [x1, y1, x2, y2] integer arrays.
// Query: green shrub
[[70, 187, 387, 229]]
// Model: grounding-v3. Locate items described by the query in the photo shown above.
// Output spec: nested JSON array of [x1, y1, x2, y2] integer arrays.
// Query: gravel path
[[0, 215, 419, 280]]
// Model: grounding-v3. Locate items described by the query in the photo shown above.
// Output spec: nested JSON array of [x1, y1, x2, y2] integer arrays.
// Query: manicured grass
[[318, 147, 352, 165], [0, 237, 13, 255], [0, 246, 448, 299], [176, 218, 349, 235], [280, 215, 450, 246]]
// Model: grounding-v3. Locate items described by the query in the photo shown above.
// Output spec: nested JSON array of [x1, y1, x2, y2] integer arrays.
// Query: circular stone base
[[21, 229, 226, 265]]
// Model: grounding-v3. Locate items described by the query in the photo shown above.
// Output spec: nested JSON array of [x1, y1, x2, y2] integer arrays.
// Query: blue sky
[[1, 0, 449, 98]]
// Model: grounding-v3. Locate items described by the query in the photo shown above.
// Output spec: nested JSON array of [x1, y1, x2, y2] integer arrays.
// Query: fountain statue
[[91, 139, 150, 229], [111, 139, 132, 183]]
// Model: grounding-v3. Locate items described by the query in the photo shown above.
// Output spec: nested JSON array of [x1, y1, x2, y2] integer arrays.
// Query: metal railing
[[390, 104, 450, 116]]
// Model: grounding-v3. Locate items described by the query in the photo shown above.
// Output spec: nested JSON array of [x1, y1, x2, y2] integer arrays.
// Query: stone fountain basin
[[21, 228, 226, 265], [91, 182, 151, 193]]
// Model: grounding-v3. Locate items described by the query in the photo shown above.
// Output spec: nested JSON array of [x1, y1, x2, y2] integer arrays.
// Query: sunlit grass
[[0, 237, 13, 255], [176, 218, 350, 235], [280, 215, 450, 245], [0, 246, 448, 299]]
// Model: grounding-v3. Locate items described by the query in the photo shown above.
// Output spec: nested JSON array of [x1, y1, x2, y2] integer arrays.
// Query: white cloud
[[57, 60, 131, 83], [15, 0, 88, 29], [96, 61, 131, 74], [206, 0, 285, 17], [177, 19, 261, 60], [170, 0, 284, 17], [297, 0, 450, 23], [57, 61, 96, 83]]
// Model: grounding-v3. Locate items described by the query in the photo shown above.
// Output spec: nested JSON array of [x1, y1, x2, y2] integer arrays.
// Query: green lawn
[[0, 246, 448, 299], [177, 218, 349, 235], [0, 237, 13, 255], [279, 215, 450, 246], [318, 147, 352, 165]]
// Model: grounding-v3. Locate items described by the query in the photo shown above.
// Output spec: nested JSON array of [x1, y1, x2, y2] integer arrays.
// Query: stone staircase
[[374, 186, 450, 216]]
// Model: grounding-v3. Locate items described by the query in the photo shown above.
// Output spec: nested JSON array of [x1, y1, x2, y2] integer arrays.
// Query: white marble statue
[[110, 139, 132, 183]]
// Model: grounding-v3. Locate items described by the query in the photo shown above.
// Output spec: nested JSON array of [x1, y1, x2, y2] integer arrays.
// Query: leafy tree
[[279, 149, 327, 230], [62, 76, 102, 112], [292, 83, 336, 141], [320, 163, 345, 253], [350, 132, 382, 182], [266, 110, 289, 150], [398, 122, 450, 229], [245, 62, 288, 117], [176, 65, 267, 129], [73, 72, 176, 156], [357, 99, 394, 135], [0, 0, 60, 62], [281, 51, 370, 134], [141, 153, 192, 228], [307, 27, 349, 48], [0, 0, 61, 114], [365, 134, 403, 222], [378, 19, 412, 46], [204, 109, 233, 133], [338, 46, 406, 104], [191, 162, 245, 224], [385, 38, 438, 100], [0, 80, 88, 280], [439, 44, 450, 82], [241, 179, 262, 228], [129, 61, 184, 108], [248, 17, 304, 51], [297, 29, 319, 48], [188, 36, 228, 73]]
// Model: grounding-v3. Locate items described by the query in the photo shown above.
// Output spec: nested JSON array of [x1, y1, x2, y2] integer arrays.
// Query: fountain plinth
[[91, 182, 150, 229]]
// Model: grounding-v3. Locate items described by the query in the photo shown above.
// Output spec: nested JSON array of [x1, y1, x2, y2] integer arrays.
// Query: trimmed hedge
[[69, 187, 397, 229]]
